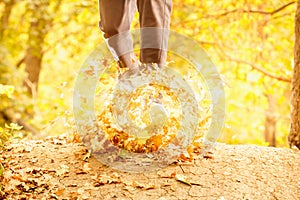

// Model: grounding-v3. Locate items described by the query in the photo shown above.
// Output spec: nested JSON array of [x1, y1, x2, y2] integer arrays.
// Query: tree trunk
[[0, 0, 15, 40], [24, 1, 50, 96], [24, 22, 44, 97], [289, 0, 300, 149], [264, 94, 277, 147]]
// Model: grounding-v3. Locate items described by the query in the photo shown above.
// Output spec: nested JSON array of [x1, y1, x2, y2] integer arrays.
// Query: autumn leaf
[[175, 174, 191, 186], [0, 163, 4, 177], [76, 163, 91, 174], [82, 151, 91, 161], [56, 164, 69, 177], [132, 180, 156, 190]]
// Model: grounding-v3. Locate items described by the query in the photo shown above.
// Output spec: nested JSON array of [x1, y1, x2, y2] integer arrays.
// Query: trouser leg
[[99, 0, 138, 69], [137, 0, 172, 66]]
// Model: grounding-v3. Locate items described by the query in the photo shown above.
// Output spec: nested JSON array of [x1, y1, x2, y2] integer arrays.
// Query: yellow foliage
[[0, 0, 296, 147]]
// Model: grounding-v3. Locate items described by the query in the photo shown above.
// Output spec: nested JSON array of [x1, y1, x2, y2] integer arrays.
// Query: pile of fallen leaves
[[95, 67, 211, 155], [97, 84, 182, 153]]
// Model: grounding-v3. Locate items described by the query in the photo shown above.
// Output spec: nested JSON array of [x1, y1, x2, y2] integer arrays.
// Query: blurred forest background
[[0, 0, 297, 147]]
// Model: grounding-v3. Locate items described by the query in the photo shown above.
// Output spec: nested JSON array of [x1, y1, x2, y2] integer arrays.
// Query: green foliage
[[0, 83, 23, 146], [0, 123, 23, 146]]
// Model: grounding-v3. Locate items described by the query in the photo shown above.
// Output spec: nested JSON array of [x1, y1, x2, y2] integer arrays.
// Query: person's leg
[[99, 0, 138, 69], [137, 0, 172, 67]]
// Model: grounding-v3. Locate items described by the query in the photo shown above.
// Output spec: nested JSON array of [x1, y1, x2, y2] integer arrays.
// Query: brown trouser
[[99, 0, 172, 68]]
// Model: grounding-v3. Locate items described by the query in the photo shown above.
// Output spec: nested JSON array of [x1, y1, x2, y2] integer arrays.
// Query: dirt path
[[0, 136, 299, 200]]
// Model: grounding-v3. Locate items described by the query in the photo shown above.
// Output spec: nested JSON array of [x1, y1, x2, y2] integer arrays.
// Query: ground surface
[[0, 136, 299, 200]]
